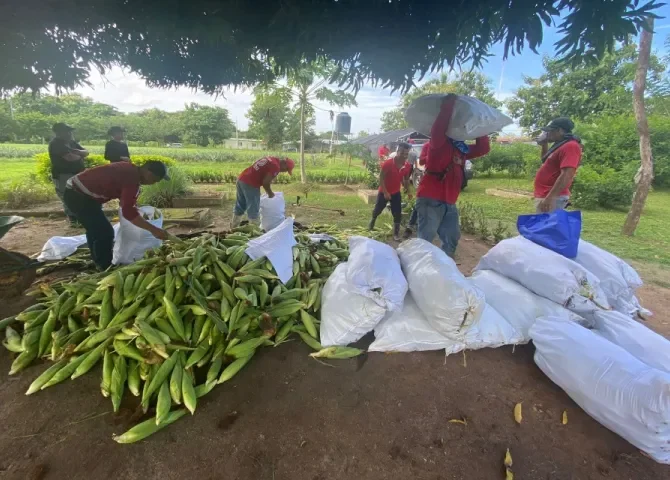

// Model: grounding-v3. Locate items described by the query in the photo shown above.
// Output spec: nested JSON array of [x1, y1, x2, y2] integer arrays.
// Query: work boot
[[368, 217, 377, 231], [393, 223, 401, 241], [230, 214, 243, 229]]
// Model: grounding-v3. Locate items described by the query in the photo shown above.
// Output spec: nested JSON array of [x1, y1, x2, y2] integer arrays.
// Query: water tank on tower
[[335, 112, 351, 135]]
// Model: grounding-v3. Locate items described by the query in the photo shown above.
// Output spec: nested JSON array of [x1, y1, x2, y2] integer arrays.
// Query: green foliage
[[571, 165, 635, 210], [185, 168, 366, 185], [473, 144, 539, 177], [365, 159, 381, 189], [0, 174, 56, 208], [35, 153, 176, 183], [506, 44, 666, 133], [138, 168, 192, 208], [380, 109, 407, 132]]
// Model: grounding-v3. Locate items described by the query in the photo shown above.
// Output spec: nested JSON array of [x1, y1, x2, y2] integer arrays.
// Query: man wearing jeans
[[231, 156, 295, 228], [534, 117, 582, 213], [48, 123, 89, 225], [416, 95, 490, 257]]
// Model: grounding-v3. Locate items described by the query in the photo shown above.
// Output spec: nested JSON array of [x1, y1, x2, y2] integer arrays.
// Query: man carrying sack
[[368, 142, 413, 241], [63, 161, 171, 269], [534, 117, 582, 213], [416, 95, 490, 257], [231, 156, 295, 228]]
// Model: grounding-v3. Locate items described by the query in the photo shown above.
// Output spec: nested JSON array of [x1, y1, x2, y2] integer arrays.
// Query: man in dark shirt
[[104, 126, 131, 163], [48, 123, 89, 224]]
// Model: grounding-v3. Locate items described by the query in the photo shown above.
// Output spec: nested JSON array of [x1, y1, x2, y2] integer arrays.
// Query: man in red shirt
[[368, 142, 412, 240], [534, 117, 582, 212], [378, 143, 390, 162], [232, 156, 295, 228], [63, 161, 170, 269], [416, 95, 491, 257]]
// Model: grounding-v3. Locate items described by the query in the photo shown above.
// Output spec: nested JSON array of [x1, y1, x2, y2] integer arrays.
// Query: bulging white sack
[[587, 309, 670, 374], [474, 236, 609, 314], [112, 206, 163, 265], [369, 292, 522, 354], [398, 239, 485, 340], [530, 317, 670, 465], [346, 236, 408, 312], [469, 270, 589, 341], [404, 94, 513, 141], [319, 263, 387, 347], [574, 240, 650, 318], [260, 192, 285, 232]]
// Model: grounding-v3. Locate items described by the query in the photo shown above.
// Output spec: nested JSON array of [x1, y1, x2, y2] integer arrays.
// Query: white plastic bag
[[260, 192, 285, 231], [320, 263, 387, 347], [346, 236, 408, 312], [530, 317, 670, 465], [587, 310, 670, 374], [469, 270, 589, 341], [37, 224, 121, 262], [574, 240, 650, 317], [112, 206, 162, 265], [474, 236, 610, 314], [404, 94, 513, 141], [245, 217, 296, 284], [398, 239, 485, 340], [369, 293, 521, 354]]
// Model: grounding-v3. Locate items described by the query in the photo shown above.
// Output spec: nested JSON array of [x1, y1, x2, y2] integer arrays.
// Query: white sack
[[346, 236, 408, 312], [37, 224, 120, 262], [260, 192, 285, 232], [404, 94, 513, 141], [320, 263, 387, 347], [530, 317, 670, 464], [587, 309, 670, 374], [369, 293, 522, 353], [245, 217, 296, 284], [112, 206, 163, 265], [574, 240, 650, 318], [469, 270, 589, 341], [398, 239, 485, 340], [474, 236, 610, 314]]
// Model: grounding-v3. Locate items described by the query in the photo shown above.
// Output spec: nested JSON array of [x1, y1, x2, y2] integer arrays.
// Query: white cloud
[[74, 67, 401, 134]]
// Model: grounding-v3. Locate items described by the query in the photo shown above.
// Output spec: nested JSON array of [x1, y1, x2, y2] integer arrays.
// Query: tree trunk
[[622, 17, 654, 236], [299, 100, 307, 183]]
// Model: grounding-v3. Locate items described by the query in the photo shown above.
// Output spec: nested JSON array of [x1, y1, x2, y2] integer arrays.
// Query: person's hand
[[384, 192, 391, 201], [537, 197, 553, 213], [536, 131, 549, 146], [267, 191, 275, 198], [151, 227, 170, 241], [442, 93, 457, 104]]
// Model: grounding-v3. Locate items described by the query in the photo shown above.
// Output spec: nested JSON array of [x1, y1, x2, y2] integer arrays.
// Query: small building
[[351, 128, 430, 155], [223, 138, 266, 150]]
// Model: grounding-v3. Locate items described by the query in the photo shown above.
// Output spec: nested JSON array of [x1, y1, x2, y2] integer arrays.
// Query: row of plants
[[458, 201, 512, 244], [186, 168, 367, 185]]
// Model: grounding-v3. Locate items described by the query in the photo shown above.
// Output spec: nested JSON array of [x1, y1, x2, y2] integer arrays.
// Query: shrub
[[138, 168, 192, 208], [474, 143, 538, 177], [365, 159, 381, 189], [35, 153, 176, 183], [571, 165, 635, 210], [0, 174, 56, 208]]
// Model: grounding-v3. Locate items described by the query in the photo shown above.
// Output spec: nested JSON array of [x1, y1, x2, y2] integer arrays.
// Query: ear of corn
[[113, 409, 188, 444]]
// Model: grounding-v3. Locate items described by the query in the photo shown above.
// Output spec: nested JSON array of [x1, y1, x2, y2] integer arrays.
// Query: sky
[[74, 6, 670, 137]]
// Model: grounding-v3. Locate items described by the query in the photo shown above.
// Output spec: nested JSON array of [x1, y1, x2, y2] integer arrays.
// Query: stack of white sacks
[[320, 235, 670, 464]]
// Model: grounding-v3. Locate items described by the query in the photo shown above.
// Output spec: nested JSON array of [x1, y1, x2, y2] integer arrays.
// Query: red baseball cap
[[284, 158, 295, 175]]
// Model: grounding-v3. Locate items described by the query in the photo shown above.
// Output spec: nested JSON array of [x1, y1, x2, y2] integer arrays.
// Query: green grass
[[2, 158, 40, 186], [460, 176, 670, 266]]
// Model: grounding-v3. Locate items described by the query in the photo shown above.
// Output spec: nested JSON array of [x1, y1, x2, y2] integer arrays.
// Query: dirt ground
[[1, 207, 669, 479]]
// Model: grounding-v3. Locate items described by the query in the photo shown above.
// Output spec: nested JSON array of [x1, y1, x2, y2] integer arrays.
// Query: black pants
[[63, 188, 114, 269], [372, 191, 402, 224]]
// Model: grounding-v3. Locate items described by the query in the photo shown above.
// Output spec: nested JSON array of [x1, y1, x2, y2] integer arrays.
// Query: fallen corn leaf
[[448, 418, 467, 426], [504, 448, 513, 468], [514, 402, 522, 424], [505, 468, 514, 480], [562, 410, 568, 425]]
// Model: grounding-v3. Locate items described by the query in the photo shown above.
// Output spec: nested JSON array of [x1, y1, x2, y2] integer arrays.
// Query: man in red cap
[[231, 156, 295, 228]]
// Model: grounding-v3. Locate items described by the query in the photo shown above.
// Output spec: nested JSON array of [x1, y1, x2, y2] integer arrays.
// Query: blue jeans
[[416, 197, 460, 257], [234, 181, 261, 219]]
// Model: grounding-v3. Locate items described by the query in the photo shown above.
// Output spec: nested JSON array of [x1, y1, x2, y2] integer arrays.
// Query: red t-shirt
[[68, 162, 141, 220], [533, 141, 582, 198], [378, 145, 390, 161], [238, 157, 281, 188], [419, 142, 430, 165], [416, 97, 491, 204], [379, 159, 411, 195]]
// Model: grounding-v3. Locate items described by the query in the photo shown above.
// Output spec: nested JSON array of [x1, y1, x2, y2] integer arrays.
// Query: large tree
[[246, 87, 293, 148], [380, 71, 501, 131], [506, 44, 665, 133], [0, 1, 662, 94], [177, 103, 235, 146]]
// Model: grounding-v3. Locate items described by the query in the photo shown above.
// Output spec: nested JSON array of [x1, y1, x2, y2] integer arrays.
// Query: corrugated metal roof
[[352, 128, 430, 153]]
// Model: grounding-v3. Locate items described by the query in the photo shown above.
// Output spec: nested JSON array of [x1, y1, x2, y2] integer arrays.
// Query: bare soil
[[1, 209, 669, 480]]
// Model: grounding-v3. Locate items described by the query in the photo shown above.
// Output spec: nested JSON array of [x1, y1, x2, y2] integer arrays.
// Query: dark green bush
[[473, 143, 538, 177], [571, 165, 635, 210]]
